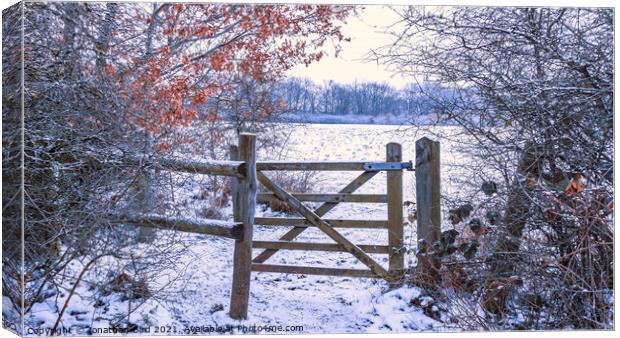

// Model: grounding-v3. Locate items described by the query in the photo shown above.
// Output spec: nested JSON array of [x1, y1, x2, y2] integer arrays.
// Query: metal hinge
[[363, 161, 414, 171]]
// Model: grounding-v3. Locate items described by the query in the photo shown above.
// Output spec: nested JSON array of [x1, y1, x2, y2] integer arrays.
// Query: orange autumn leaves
[[543, 172, 613, 225], [107, 3, 351, 147], [563, 175, 585, 197]]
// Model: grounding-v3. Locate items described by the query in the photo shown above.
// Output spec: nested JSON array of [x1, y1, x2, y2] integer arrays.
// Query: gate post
[[386, 142, 404, 285], [229, 144, 241, 227], [415, 137, 441, 285], [230, 133, 257, 319]]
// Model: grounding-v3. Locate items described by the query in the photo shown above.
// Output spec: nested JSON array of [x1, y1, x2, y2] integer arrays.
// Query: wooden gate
[[244, 143, 412, 283], [123, 133, 441, 321]]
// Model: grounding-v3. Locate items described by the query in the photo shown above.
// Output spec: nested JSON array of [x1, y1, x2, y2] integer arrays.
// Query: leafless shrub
[[258, 171, 318, 213], [377, 6, 613, 329]]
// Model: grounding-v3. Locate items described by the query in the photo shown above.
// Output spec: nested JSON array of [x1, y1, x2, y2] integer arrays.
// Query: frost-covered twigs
[[374, 6, 613, 329], [51, 256, 100, 335]]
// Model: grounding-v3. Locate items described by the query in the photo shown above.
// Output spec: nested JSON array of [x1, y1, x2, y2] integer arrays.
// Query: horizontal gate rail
[[252, 171, 379, 264], [257, 193, 387, 203], [117, 213, 243, 240], [254, 217, 388, 228], [256, 161, 412, 171], [124, 155, 246, 177], [252, 241, 390, 253], [251, 264, 380, 278]]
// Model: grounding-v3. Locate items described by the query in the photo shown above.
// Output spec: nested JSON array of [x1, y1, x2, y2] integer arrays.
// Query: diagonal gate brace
[[257, 171, 390, 280], [252, 170, 379, 263]]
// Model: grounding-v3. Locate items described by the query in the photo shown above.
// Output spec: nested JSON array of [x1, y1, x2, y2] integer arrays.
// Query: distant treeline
[[274, 77, 452, 123]]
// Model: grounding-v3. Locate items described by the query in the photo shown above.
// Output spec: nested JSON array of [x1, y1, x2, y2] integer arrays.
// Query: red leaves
[[276, 98, 287, 109], [103, 64, 116, 76], [210, 54, 225, 71], [315, 51, 324, 61], [194, 25, 218, 37], [544, 208, 560, 224], [564, 177, 585, 196], [192, 92, 207, 105], [117, 4, 351, 138], [156, 142, 170, 152]]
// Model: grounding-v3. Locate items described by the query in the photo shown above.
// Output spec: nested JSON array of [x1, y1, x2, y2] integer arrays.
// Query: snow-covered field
[[17, 124, 469, 335]]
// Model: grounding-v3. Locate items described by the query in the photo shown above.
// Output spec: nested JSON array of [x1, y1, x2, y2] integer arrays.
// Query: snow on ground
[[21, 124, 468, 335]]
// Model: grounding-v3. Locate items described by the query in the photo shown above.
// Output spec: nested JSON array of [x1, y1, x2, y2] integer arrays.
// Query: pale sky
[[286, 5, 411, 88]]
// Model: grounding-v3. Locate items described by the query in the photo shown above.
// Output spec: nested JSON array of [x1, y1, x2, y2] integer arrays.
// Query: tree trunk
[[491, 142, 542, 277], [136, 4, 160, 242]]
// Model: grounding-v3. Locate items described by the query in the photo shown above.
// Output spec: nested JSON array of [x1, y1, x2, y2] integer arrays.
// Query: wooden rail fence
[[120, 134, 441, 320]]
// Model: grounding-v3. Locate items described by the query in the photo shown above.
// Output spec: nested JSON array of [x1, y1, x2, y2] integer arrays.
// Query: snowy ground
[[15, 124, 469, 335]]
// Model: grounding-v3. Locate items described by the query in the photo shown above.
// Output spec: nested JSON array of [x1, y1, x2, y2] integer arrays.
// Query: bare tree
[[375, 6, 613, 329], [3, 2, 352, 331]]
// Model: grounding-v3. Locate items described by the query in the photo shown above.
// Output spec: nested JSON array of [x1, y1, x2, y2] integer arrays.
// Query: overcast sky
[[286, 5, 411, 88]]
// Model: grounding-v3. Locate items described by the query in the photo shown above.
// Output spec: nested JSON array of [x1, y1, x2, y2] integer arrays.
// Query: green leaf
[[485, 210, 500, 225], [416, 239, 428, 254], [469, 218, 482, 232], [462, 240, 479, 260], [445, 244, 459, 255], [441, 229, 459, 246], [482, 181, 498, 196]]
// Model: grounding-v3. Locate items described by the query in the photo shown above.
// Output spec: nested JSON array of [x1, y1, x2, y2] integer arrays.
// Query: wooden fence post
[[229, 134, 257, 319], [415, 137, 441, 285], [386, 142, 404, 285]]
